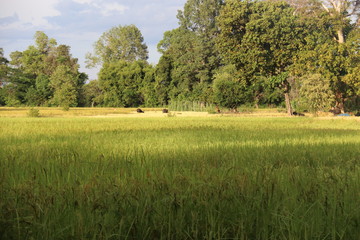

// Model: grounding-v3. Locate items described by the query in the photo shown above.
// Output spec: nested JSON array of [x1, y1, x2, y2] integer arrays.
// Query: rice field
[[0, 109, 359, 239]]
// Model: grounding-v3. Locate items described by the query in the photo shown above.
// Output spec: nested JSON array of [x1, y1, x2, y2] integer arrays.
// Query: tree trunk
[[283, 80, 293, 116], [285, 92, 293, 116], [335, 91, 345, 113]]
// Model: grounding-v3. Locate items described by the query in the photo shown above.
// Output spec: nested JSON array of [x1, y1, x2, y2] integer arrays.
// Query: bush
[[27, 108, 40, 117], [213, 65, 248, 111], [298, 74, 335, 114]]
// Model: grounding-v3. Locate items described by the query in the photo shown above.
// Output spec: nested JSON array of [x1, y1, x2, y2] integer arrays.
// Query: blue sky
[[0, 0, 187, 79]]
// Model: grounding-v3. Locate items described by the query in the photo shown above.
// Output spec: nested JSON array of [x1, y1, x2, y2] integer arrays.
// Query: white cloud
[[71, 0, 129, 16], [72, 0, 95, 4], [0, 0, 61, 29], [100, 3, 129, 16]]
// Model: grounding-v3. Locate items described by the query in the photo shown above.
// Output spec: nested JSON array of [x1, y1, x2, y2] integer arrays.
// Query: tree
[[82, 80, 103, 107], [291, 0, 360, 112], [298, 74, 335, 113], [217, 0, 304, 114], [319, 0, 359, 44], [5, 31, 86, 107], [86, 25, 148, 67], [50, 65, 79, 108], [154, 54, 173, 105], [156, 0, 223, 103], [0, 48, 9, 105], [0, 48, 9, 88], [98, 60, 151, 107], [213, 64, 248, 111]]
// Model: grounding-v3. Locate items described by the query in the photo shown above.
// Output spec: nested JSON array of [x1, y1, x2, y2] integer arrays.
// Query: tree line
[[0, 0, 359, 114]]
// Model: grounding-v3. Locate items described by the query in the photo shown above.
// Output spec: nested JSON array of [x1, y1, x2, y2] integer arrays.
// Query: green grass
[[0, 116, 360, 239]]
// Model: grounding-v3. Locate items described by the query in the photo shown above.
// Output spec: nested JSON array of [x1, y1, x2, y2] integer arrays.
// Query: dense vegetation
[[0, 0, 359, 114], [1, 116, 360, 239]]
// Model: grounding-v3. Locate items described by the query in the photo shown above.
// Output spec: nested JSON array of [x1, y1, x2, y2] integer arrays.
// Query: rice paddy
[[0, 108, 359, 239]]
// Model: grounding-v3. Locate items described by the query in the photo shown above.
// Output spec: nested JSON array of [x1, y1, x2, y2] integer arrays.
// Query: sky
[[0, 0, 187, 79]]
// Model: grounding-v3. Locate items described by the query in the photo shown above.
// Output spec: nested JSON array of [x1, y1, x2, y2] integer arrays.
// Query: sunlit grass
[[0, 116, 359, 239], [0, 107, 161, 117]]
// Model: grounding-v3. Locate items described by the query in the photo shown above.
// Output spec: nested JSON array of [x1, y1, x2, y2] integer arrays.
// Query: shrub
[[298, 74, 335, 114], [27, 108, 40, 117]]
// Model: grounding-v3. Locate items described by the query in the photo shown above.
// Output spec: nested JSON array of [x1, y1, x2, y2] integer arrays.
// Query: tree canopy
[[86, 25, 148, 68], [1, 0, 359, 113]]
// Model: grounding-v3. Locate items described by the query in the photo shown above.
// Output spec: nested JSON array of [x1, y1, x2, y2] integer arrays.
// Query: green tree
[[213, 64, 248, 111], [86, 25, 148, 68], [217, 0, 304, 114], [6, 31, 85, 106], [140, 66, 158, 107], [291, 0, 360, 112], [298, 74, 335, 113], [156, 0, 223, 103], [98, 60, 151, 107], [82, 80, 103, 107], [0, 49, 9, 105], [50, 66, 79, 108], [154, 55, 173, 105], [0, 48, 9, 87]]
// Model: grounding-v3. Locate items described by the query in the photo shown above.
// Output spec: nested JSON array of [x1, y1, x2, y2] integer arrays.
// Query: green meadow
[[1, 114, 360, 239]]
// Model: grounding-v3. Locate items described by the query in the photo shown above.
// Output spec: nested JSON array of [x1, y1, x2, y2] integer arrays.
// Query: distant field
[[0, 106, 293, 118], [0, 113, 359, 239], [0, 107, 161, 117]]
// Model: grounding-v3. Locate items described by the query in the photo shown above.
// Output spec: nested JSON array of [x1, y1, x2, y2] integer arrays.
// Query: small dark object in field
[[162, 109, 169, 113], [355, 111, 360, 117], [293, 112, 305, 116], [330, 107, 341, 115], [137, 108, 144, 113]]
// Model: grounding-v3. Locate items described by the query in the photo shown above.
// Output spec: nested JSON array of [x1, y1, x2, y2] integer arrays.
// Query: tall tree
[[0, 48, 9, 88], [86, 25, 148, 68], [6, 31, 86, 106], [82, 80, 103, 107], [0, 48, 9, 105], [320, 0, 359, 43], [291, 0, 360, 112], [50, 65, 79, 108], [217, 0, 304, 114], [156, 0, 223, 103], [98, 60, 152, 107]]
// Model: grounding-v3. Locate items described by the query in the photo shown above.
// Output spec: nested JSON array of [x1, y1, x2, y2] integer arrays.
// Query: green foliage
[[1, 0, 359, 111], [27, 108, 40, 117], [4, 31, 85, 107], [156, 0, 222, 104], [154, 55, 172, 105], [86, 25, 148, 67], [98, 60, 154, 107], [216, 0, 305, 114], [82, 80, 103, 107], [168, 100, 213, 112], [298, 74, 335, 113], [50, 65, 79, 108], [213, 65, 248, 110], [0, 48, 9, 85]]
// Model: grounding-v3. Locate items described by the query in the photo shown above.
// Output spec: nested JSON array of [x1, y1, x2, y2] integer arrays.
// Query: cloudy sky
[[0, 0, 187, 79]]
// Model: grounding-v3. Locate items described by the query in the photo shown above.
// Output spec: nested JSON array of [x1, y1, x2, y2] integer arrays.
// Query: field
[[1, 108, 360, 239]]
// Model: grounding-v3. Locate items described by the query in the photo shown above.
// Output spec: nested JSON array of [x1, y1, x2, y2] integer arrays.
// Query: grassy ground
[[0, 107, 292, 118], [0, 111, 359, 239], [0, 107, 163, 117]]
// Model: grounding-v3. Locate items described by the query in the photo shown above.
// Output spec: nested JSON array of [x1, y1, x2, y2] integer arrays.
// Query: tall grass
[[168, 100, 214, 112], [0, 107, 161, 117], [0, 117, 359, 239]]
